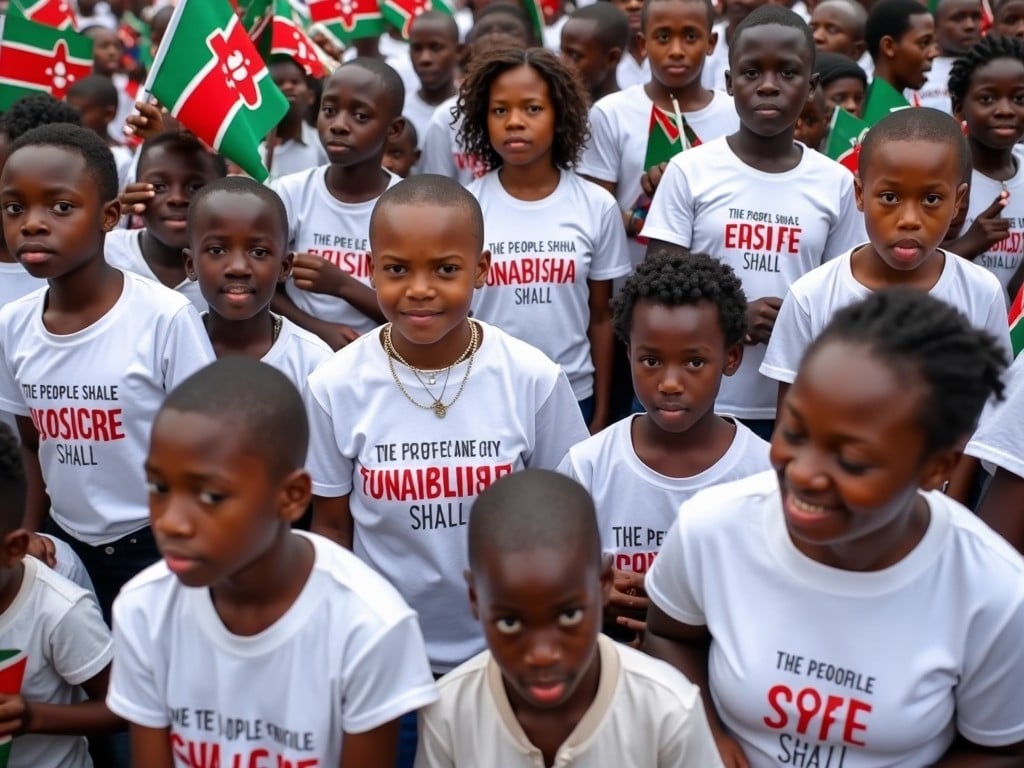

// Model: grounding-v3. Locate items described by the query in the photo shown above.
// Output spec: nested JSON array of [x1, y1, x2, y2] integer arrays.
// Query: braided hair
[[948, 34, 1024, 107]]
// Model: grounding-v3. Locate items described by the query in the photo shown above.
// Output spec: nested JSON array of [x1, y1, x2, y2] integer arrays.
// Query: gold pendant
[[433, 401, 447, 418]]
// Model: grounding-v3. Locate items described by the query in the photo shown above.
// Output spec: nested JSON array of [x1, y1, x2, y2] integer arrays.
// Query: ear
[[725, 68, 734, 96], [852, 39, 866, 59], [474, 249, 491, 289], [607, 45, 624, 68], [103, 104, 117, 124], [368, 253, 377, 290], [952, 99, 964, 122], [387, 115, 406, 143], [636, 31, 646, 58], [183, 248, 197, 281], [598, 553, 614, 607], [853, 172, 865, 212], [1, 529, 29, 567], [707, 29, 719, 56], [918, 448, 960, 493], [723, 341, 744, 376], [954, 180, 969, 215], [413, 147, 422, 165], [278, 468, 313, 525], [807, 73, 821, 102], [101, 198, 121, 232], [879, 33, 896, 60], [280, 250, 294, 283], [465, 569, 480, 621]]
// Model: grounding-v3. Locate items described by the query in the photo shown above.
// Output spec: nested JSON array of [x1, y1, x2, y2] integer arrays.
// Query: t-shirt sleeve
[[638, 158, 694, 248], [643, 505, 706, 626], [966, 357, 1024, 477], [414, 702, 456, 768], [527, 371, 590, 470], [269, 176, 299, 246], [340, 613, 438, 734], [555, 450, 582, 482], [49, 593, 113, 686], [759, 287, 813, 384], [589, 194, 633, 281], [0, 329, 27, 416], [107, 593, 169, 728], [822, 175, 866, 261], [659, 691, 726, 767], [304, 374, 355, 497], [418, 110, 458, 179], [577, 105, 620, 184], [161, 305, 216, 392]]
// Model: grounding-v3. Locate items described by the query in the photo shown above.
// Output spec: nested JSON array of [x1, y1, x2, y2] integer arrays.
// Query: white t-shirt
[[110, 144, 135, 193], [557, 415, 771, 575], [3, 557, 112, 768], [616, 53, 650, 91], [104, 229, 206, 312], [909, 56, 954, 114], [107, 532, 438, 766], [415, 635, 725, 768], [260, 121, 329, 183], [418, 96, 488, 186], [0, 272, 216, 544], [272, 166, 401, 334], [966, 351, 1024, 478], [261, 315, 333, 390], [467, 170, 632, 399], [404, 90, 441, 152], [961, 147, 1024, 298], [760, 247, 1012, 384], [579, 86, 739, 266], [0, 262, 45, 436], [305, 322, 589, 672], [641, 137, 865, 418], [646, 471, 1024, 767], [701, 21, 730, 91]]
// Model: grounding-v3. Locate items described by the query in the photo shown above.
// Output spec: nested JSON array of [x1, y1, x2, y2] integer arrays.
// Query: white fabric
[[403, 90, 441, 152], [3, 557, 112, 768], [579, 86, 739, 266], [108, 532, 438, 764], [966, 351, 1024, 478], [110, 144, 135, 193], [104, 229, 206, 312], [108, 74, 136, 145], [0, 262, 46, 436], [386, 54, 423, 109], [700, 21, 730, 91], [645, 471, 1024, 766], [260, 122, 328, 183], [558, 415, 770, 574], [760, 247, 1011, 384], [272, 166, 401, 334], [467, 170, 632, 399], [415, 635, 725, 768], [542, 15, 569, 51], [615, 54, 650, 91], [641, 137, 865, 418], [418, 95, 487, 186], [908, 57, 954, 114], [261, 315, 333, 390], [305, 323, 589, 672], [0, 272, 215, 544], [37, 536, 96, 596]]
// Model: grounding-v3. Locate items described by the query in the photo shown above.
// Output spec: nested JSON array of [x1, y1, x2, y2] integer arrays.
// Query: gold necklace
[[384, 320, 480, 418]]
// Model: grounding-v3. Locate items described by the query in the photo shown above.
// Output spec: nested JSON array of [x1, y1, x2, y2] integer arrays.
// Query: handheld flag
[[380, 0, 453, 40], [862, 77, 911, 126], [0, 15, 92, 110], [7, 0, 77, 31], [0, 650, 27, 768], [308, 0, 384, 45], [1010, 284, 1024, 358], [271, 0, 327, 77], [824, 107, 869, 174]]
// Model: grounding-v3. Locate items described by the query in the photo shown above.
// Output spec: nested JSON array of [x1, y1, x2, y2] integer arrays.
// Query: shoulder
[[0, 284, 45, 326], [122, 270, 192, 313], [25, 558, 95, 617], [789, 251, 854, 298], [568, 416, 630, 463], [797, 147, 855, 185], [465, 170, 496, 197], [677, 470, 779, 533], [670, 137, 724, 169], [113, 560, 182, 625], [591, 85, 644, 117], [942, 249, 1006, 294], [936, 494, 1024, 583], [308, 329, 379, 389], [564, 171, 618, 209], [613, 641, 702, 709], [430, 650, 493, 712], [270, 166, 323, 198], [281, 318, 334, 360]]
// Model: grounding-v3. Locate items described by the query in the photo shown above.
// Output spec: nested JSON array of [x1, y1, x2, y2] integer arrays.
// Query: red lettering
[[28, 407, 127, 443], [819, 694, 844, 740], [795, 687, 822, 734], [763, 684, 791, 729], [763, 684, 873, 746], [843, 698, 871, 746], [248, 748, 270, 768], [723, 222, 802, 253], [171, 733, 190, 764]]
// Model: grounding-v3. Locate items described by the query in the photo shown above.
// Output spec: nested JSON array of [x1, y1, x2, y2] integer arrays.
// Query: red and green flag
[[1009, 284, 1024, 358], [643, 104, 699, 171], [0, 650, 25, 768], [308, 0, 384, 45], [0, 15, 92, 110], [522, 0, 561, 44], [7, 0, 77, 31], [862, 77, 911, 127], [825, 106, 869, 174], [145, 0, 289, 182], [271, 0, 326, 77], [380, 0, 453, 40]]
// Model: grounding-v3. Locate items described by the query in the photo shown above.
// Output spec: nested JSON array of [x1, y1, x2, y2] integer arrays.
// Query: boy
[[384, 120, 422, 178], [795, 84, 829, 148], [0, 124, 215, 619], [816, 50, 868, 117], [66, 75, 134, 190], [0, 422, 120, 768], [809, 0, 868, 66], [414, 469, 724, 766], [80, 25, 134, 143], [306, 175, 588, 676], [261, 57, 327, 183], [994, 0, 1024, 36], [271, 58, 403, 350], [558, 252, 770, 642], [611, 0, 650, 88], [560, 3, 630, 103], [406, 12, 463, 156], [914, 0, 983, 112], [641, 5, 863, 438], [701, 0, 771, 91], [864, 0, 938, 98], [761, 107, 1010, 403], [107, 358, 437, 767]]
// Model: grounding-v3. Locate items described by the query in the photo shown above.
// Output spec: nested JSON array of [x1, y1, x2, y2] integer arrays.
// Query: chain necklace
[[384, 320, 480, 418]]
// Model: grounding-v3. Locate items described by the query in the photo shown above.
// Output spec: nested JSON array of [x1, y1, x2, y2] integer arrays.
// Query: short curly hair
[[455, 47, 590, 172], [612, 250, 748, 347], [0, 93, 81, 141]]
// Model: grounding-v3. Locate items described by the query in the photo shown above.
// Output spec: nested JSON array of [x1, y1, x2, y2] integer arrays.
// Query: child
[[642, 5, 864, 438], [611, 0, 650, 88], [945, 35, 1024, 298], [645, 289, 1024, 766], [0, 423, 120, 768], [104, 133, 226, 313], [579, 0, 740, 269], [406, 12, 464, 155], [558, 251, 770, 642], [65, 75, 134, 190], [305, 174, 588, 676], [415, 469, 724, 767], [184, 176, 333, 383], [810, 0, 868, 62], [458, 48, 632, 431], [914, 0, 983, 113], [864, 0, 938, 97], [816, 50, 868, 117], [994, 0, 1024, 36], [107, 358, 438, 767], [384, 120, 422, 178], [0, 124, 215, 620], [271, 58, 404, 350], [261, 56, 327, 183], [80, 25, 134, 143], [795, 84, 829, 148], [701, 0, 771, 91], [559, 3, 630, 103], [762, 107, 1011, 403]]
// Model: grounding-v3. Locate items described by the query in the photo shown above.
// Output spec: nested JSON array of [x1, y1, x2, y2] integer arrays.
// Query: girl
[[457, 48, 632, 433], [644, 289, 1024, 767], [947, 35, 1024, 301]]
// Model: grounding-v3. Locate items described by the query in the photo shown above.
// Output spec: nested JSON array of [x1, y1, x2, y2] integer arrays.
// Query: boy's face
[[823, 75, 866, 118], [0, 145, 119, 280], [317, 68, 401, 168], [855, 139, 967, 273], [643, 0, 717, 93], [994, 0, 1024, 37], [470, 13, 531, 48], [184, 191, 291, 322], [935, 0, 982, 55], [66, 95, 115, 137], [629, 299, 742, 435], [725, 0, 768, 32], [382, 131, 421, 178], [809, 2, 864, 59], [468, 543, 612, 712], [146, 408, 309, 589], [370, 202, 489, 359], [611, 0, 643, 38], [410, 20, 461, 93], [270, 60, 314, 119], [86, 29, 123, 76], [138, 144, 223, 250], [727, 24, 817, 139], [882, 13, 936, 90], [795, 92, 828, 149], [560, 19, 613, 93]]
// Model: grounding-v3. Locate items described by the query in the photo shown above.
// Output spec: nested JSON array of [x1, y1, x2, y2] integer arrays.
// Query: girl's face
[[957, 57, 1024, 151], [770, 341, 951, 571], [487, 64, 556, 171]]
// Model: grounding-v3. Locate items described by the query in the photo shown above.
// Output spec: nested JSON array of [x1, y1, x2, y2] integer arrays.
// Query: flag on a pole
[[522, 0, 555, 45], [232, 0, 275, 59], [1010, 284, 1024, 358], [308, 0, 384, 45], [145, 0, 289, 182], [825, 106, 870, 174], [7, 0, 77, 31], [380, 0, 452, 40], [271, 0, 326, 77], [862, 77, 911, 127], [0, 15, 92, 110]]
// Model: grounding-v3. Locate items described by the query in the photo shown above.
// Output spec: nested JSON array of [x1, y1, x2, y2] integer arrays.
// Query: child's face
[[956, 57, 1024, 151], [643, 0, 717, 93], [823, 76, 866, 118], [138, 144, 223, 250], [270, 60, 314, 119], [727, 23, 816, 139], [809, 2, 864, 59], [382, 130, 421, 178], [468, 543, 612, 712], [66, 95, 114, 137], [410, 20, 461, 93], [487, 65, 556, 171], [86, 29, 123, 76], [629, 299, 741, 435], [146, 409, 305, 589], [560, 19, 612, 93], [725, 0, 768, 31], [883, 13, 937, 91], [994, 0, 1024, 37], [184, 191, 291, 322], [470, 12, 531, 48], [611, 0, 643, 37], [317, 68, 400, 168], [0, 145, 119, 280], [369, 203, 489, 359], [935, 0, 983, 56], [854, 138, 967, 273], [795, 92, 828, 149], [770, 341, 947, 564]]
